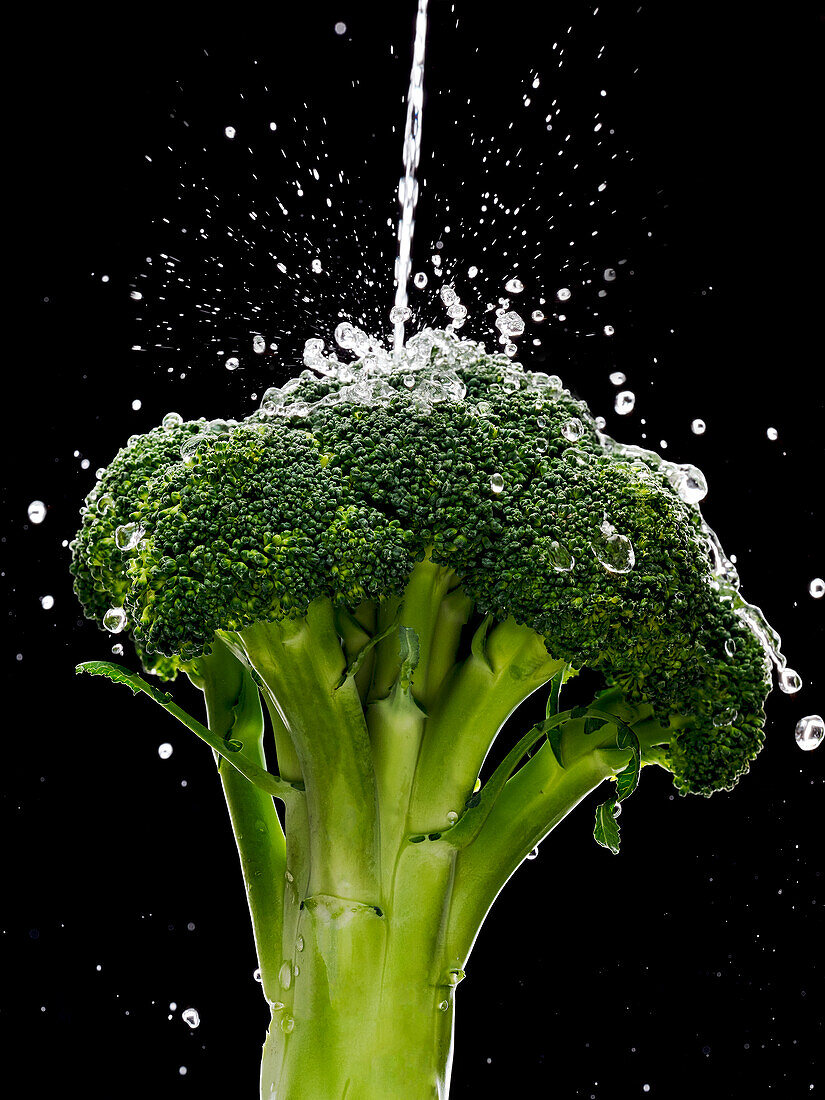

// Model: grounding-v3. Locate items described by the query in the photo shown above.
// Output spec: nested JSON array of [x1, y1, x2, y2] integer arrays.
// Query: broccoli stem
[[409, 615, 565, 833], [445, 719, 631, 969], [185, 639, 287, 1002], [236, 599, 381, 906]]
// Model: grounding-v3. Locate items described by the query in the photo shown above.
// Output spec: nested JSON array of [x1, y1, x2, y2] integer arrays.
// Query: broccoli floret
[[72, 329, 781, 1097]]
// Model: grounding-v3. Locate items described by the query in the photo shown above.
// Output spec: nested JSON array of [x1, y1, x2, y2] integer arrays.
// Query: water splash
[[393, 0, 429, 352]]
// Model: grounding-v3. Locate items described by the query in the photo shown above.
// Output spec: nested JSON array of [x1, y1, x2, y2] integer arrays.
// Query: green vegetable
[[70, 330, 776, 1098]]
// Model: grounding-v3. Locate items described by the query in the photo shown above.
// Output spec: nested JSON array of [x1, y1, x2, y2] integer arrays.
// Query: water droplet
[[111, 643, 124, 656], [414, 271, 428, 288], [724, 639, 737, 657], [390, 305, 411, 324], [526, 846, 539, 860], [531, 310, 545, 322], [158, 743, 173, 760], [103, 606, 127, 633], [548, 540, 575, 572], [446, 811, 459, 824], [809, 578, 825, 599], [162, 411, 183, 430], [296, 936, 304, 952], [505, 277, 524, 294], [253, 967, 262, 983], [766, 426, 778, 441], [467, 266, 479, 278], [795, 714, 824, 752], [334, 20, 347, 34], [181, 1007, 200, 1029], [28, 500, 47, 524], [40, 595, 54, 610], [609, 371, 626, 385], [447, 968, 466, 985], [671, 463, 708, 504], [495, 310, 525, 338], [603, 324, 615, 336], [311, 259, 323, 274], [490, 473, 505, 494], [438, 1000, 449, 1012], [556, 288, 571, 301], [279, 961, 293, 990], [280, 1014, 295, 1033], [614, 390, 635, 415], [779, 668, 803, 694], [115, 523, 145, 551], [225, 357, 240, 371], [253, 335, 266, 354], [131, 399, 142, 410], [440, 285, 458, 306], [561, 418, 583, 442], [691, 418, 707, 435], [603, 268, 617, 281], [224, 125, 236, 139], [593, 519, 635, 574]]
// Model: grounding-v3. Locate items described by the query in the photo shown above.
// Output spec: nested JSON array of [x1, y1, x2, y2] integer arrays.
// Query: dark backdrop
[[4, 4, 822, 1098]]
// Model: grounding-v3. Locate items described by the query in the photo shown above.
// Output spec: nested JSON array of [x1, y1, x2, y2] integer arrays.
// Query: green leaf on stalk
[[76, 660, 298, 800], [546, 724, 565, 769], [584, 716, 608, 736], [470, 613, 494, 672], [614, 722, 641, 802], [570, 704, 589, 720], [594, 798, 621, 854], [396, 625, 420, 692], [336, 605, 403, 688]]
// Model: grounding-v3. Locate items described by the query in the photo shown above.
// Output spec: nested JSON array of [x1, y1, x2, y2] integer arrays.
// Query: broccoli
[[71, 327, 780, 1098]]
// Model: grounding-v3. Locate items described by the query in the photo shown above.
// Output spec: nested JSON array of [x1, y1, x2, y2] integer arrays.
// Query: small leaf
[[546, 724, 565, 769], [336, 606, 403, 688], [396, 625, 420, 692], [614, 722, 641, 802], [470, 614, 495, 672], [545, 665, 567, 718], [594, 799, 621, 854], [570, 704, 589, 720], [584, 716, 608, 736]]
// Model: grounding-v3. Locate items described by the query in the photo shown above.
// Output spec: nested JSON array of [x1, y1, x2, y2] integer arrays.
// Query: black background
[[4, 4, 823, 1098]]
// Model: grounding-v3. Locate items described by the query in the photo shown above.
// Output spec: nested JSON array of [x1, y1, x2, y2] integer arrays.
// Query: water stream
[[392, 0, 429, 351]]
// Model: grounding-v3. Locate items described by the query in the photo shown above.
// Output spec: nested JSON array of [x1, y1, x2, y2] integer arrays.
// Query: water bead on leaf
[[795, 715, 824, 752]]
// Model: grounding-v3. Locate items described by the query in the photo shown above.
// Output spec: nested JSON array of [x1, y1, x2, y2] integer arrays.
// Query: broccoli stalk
[[72, 330, 778, 1098]]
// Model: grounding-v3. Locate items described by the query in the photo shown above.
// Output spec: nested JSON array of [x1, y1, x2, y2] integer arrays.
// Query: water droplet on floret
[[593, 519, 635, 574], [103, 606, 127, 633], [548, 540, 575, 572], [115, 523, 145, 551], [490, 473, 505, 494], [561, 418, 583, 442]]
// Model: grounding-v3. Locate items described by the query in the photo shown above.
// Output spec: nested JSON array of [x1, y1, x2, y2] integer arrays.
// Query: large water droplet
[[115, 523, 144, 551], [390, 305, 412, 324], [181, 1008, 200, 1029], [672, 463, 708, 505], [279, 961, 293, 990], [505, 277, 524, 294], [158, 743, 173, 760], [548, 540, 575, 572], [253, 335, 266, 354], [28, 500, 47, 524], [556, 288, 571, 301], [779, 667, 803, 694], [561, 418, 583, 442], [495, 310, 525, 338], [413, 271, 428, 288], [103, 606, 127, 633], [40, 595, 55, 610], [490, 473, 505, 494], [691, 418, 706, 435], [795, 714, 824, 752], [162, 411, 183, 430], [593, 520, 635, 574], [531, 310, 545, 322], [614, 390, 635, 416], [809, 578, 824, 599], [225, 357, 240, 372], [609, 371, 626, 385]]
